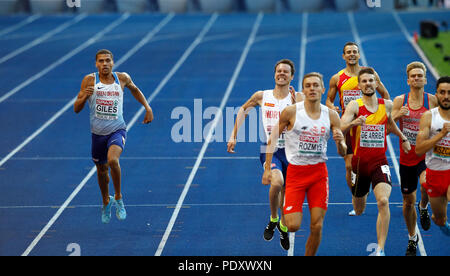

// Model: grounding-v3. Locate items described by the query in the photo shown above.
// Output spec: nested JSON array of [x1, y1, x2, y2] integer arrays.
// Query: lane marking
[[155, 13, 263, 256]]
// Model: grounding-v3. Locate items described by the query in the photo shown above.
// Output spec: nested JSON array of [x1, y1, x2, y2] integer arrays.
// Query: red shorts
[[423, 168, 450, 198], [284, 162, 329, 214]]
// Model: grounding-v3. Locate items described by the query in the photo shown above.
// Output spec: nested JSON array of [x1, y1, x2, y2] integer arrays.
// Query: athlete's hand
[[262, 169, 271, 185], [401, 139, 411, 154], [398, 105, 409, 118], [143, 109, 153, 124], [332, 128, 344, 143], [441, 122, 450, 136], [82, 86, 94, 98], [352, 115, 367, 127], [227, 137, 236, 153], [289, 86, 296, 103]]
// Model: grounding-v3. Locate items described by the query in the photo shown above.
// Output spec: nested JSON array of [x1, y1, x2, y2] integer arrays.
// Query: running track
[[0, 9, 449, 256]]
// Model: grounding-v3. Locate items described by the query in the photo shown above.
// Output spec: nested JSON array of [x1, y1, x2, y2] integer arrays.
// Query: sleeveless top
[[425, 108, 450, 171], [285, 102, 330, 165], [88, 72, 126, 135], [337, 69, 362, 113], [351, 98, 388, 163], [261, 89, 293, 148], [399, 92, 431, 166]]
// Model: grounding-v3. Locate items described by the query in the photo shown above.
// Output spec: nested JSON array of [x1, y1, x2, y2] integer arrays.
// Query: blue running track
[[0, 9, 449, 256]]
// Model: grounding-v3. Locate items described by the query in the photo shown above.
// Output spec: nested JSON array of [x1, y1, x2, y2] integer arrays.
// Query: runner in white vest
[[74, 49, 154, 224], [227, 59, 303, 251], [263, 72, 346, 256], [416, 76, 450, 237]]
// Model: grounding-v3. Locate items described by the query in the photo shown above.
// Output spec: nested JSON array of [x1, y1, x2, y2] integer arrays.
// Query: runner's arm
[[227, 91, 263, 153], [329, 109, 347, 157], [262, 105, 294, 185], [415, 111, 448, 155], [326, 74, 341, 113], [391, 95, 408, 122], [122, 72, 153, 124], [374, 70, 390, 100], [74, 74, 95, 113]]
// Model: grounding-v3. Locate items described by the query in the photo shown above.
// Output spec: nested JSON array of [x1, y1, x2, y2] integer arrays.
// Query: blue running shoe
[[439, 222, 450, 237], [115, 198, 127, 220], [375, 249, 385, 256], [101, 196, 114, 224]]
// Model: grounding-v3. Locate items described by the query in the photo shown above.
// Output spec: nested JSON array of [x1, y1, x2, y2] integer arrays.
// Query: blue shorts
[[91, 129, 127, 165], [260, 147, 289, 184]]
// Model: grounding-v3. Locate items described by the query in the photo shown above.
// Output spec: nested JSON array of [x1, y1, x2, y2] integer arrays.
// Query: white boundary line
[[347, 12, 427, 257], [3, 201, 425, 210], [20, 13, 177, 256], [0, 13, 131, 104], [0, 14, 41, 37], [154, 12, 264, 256], [392, 10, 445, 257], [0, 13, 87, 65]]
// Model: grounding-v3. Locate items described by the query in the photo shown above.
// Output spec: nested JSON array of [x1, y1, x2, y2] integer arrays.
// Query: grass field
[[418, 31, 450, 76]]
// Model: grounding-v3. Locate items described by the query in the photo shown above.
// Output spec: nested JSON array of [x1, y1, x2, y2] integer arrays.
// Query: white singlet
[[261, 89, 293, 148], [425, 107, 450, 171], [285, 102, 330, 165]]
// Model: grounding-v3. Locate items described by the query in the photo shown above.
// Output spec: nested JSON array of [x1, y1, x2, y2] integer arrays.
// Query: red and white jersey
[[285, 102, 331, 165], [426, 107, 450, 171], [261, 90, 293, 148], [399, 92, 431, 166]]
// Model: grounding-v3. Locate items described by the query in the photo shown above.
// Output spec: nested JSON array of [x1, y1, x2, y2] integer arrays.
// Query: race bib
[[360, 124, 385, 148], [297, 133, 325, 156], [343, 90, 362, 108], [433, 134, 450, 159], [95, 99, 119, 120]]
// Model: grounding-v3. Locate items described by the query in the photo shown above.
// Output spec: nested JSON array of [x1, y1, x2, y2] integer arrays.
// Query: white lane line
[[0, 15, 41, 37], [20, 13, 177, 256], [392, 11, 444, 256], [348, 11, 427, 257], [154, 13, 264, 256], [0, 13, 130, 104], [0, 13, 87, 65], [392, 11, 440, 80], [0, 13, 131, 169], [3, 202, 423, 210]]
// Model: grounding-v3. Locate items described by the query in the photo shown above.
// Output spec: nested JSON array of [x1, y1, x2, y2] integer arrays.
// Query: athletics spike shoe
[[375, 249, 385, 256], [101, 196, 115, 224], [417, 202, 431, 231], [115, 198, 127, 220], [439, 222, 450, 237], [405, 236, 419, 256], [277, 222, 290, 251], [263, 220, 277, 241]]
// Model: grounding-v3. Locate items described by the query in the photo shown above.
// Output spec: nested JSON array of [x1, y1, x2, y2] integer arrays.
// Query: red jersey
[[336, 69, 362, 114], [352, 98, 388, 171], [399, 92, 431, 166]]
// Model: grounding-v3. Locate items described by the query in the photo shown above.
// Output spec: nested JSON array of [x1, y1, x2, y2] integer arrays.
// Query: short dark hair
[[274, 59, 295, 76], [358, 67, 376, 82], [343, 42, 359, 54], [96, 49, 113, 61], [302, 72, 324, 88], [436, 76, 450, 90]]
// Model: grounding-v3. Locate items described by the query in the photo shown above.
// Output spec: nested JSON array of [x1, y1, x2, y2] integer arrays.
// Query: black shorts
[[351, 157, 392, 198], [399, 160, 426, 195], [345, 131, 353, 155]]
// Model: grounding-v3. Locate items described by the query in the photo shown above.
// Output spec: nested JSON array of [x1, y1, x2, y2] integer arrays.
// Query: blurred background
[[0, 0, 449, 14]]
